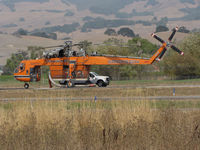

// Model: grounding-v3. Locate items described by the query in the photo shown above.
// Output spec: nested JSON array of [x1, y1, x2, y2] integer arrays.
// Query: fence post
[[94, 96, 97, 102], [173, 88, 175, 96]]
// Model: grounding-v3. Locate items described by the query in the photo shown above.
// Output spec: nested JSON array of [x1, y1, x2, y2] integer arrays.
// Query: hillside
[[0, 0, 199, 33], [0, 30, 189, 66], [0, 0, 197, 65], [0, 34, 64, 65]]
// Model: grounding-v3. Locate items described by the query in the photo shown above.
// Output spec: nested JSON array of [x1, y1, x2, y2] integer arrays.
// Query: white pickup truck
[[58, 72, 110, 87], [88, 72, 110, 87]]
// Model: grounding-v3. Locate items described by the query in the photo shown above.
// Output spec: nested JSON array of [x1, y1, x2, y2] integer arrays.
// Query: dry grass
[[1, 86, 200, 99], [1, 78, 200, 149], [0, 100, 200, 150]]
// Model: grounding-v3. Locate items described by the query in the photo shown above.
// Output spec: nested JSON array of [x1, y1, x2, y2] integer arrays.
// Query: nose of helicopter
[[14, 69, 31, 82], [14, 74, 31, 82]]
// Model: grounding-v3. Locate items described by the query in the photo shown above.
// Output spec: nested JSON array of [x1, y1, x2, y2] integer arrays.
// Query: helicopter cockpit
[[14, 63, 25, 73], [14, 61, 41, 83]]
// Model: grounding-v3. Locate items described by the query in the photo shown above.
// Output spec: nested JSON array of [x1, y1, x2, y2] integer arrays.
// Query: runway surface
[[1, 84, 200, 91], [0, 84, 200, 101], [1, 96, 200, 101]]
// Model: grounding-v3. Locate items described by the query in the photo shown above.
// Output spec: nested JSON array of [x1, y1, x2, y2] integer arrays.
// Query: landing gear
[[24, 83, 29, 89], [66, 80, 75, 88]]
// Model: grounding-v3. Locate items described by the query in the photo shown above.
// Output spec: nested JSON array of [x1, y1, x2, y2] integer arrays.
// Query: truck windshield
[[91, 72, 99, 76]]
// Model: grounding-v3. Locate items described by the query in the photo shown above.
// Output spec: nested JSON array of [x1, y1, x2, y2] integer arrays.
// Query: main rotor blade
[[151, 33, 165, 44], [170, 45, 184, 55], [158, 47, 167, 61], [168, 26, 179, 42], [44, 45, 64, 49], [73, 43, 83, 46], [93, 43, 132, 47]]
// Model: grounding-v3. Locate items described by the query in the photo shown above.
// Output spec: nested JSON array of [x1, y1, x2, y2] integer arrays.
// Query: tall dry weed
[[0, 100, 199, 150]]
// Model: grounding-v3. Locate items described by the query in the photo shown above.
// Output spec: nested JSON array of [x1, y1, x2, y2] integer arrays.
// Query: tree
[[28, 46, 44, 59], [155, 25, 169, 33], [19, 17, 25, 22], [178, 26, 190, 33], [117, 28, 135, 37], [64, 10, 74, 16], [163, 33, 200, 79], [90, 37, 158, 80], [104, 28, 117, 36], [3, 46, 45, 75], [48, 33, 57, 40], [78, 40, 92, 52], [3, 51, 28, 75], [128, 37, 158, 56], [30, 32, 57, 40], [45, 21, 51, 25], [13, 28, 28, 36], [156, 17, 168, 26]]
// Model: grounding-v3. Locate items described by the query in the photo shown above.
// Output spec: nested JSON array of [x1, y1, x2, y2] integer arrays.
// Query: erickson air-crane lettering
[[14, 27, 184, 89]]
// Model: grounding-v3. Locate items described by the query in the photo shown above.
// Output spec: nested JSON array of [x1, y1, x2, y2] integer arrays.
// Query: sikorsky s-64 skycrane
[[14, 27, 184, 89]]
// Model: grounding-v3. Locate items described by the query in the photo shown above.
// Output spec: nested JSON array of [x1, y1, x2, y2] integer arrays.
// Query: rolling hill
[[0, 0, 198, 65], [0, 0, 199, 33]]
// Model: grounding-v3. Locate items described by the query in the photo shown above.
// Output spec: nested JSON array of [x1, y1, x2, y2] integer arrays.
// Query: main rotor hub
[[166, 41, 172, 47]]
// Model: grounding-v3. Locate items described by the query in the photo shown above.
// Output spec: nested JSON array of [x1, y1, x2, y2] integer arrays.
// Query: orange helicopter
[[14, 27, 183, 89]]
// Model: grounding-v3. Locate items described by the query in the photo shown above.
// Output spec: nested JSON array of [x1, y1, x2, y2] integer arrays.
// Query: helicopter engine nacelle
[[43, 48, 62, 58]]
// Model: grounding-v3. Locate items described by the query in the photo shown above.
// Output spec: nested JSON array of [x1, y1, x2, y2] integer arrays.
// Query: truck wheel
[[102, 84, 107, 87], [97, 80, 104, 87], [24, 83, 29, 89]]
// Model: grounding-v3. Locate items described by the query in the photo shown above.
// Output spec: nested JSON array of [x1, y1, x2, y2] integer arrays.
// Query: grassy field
[[1, 75, 200, 99], [1, 86, 200, 99], [1, 75, 200, 149], [112, 78, 200, 86], [0, 100, 200, 149], [1, 75, 200, 87]]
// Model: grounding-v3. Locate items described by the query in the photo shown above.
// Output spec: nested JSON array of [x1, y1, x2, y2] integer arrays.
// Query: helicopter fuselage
[[13, 27, 184, 88]]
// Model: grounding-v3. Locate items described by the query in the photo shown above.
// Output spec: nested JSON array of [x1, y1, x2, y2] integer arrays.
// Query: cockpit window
[[19, 63, 25, 71], [14, 67, 19, 73], [14, 63, 25, 73]]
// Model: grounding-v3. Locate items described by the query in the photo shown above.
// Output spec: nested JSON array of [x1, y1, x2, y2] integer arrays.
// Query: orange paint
[[14, 42, 167, 84]]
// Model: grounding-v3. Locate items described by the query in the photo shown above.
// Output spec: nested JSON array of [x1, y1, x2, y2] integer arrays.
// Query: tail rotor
[[168, 26, 179, 42], [151, 26, 184, 61], [151, 33, 165, 44], [170, 45, 184, 56]]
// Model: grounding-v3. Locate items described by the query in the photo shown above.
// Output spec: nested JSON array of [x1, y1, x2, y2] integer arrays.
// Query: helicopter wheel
[[67, 80, 75, 88], [24, 83, 29, 89]]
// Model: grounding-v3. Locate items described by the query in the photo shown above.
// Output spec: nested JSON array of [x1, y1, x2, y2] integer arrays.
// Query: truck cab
[[88, 72, 110, 87]]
